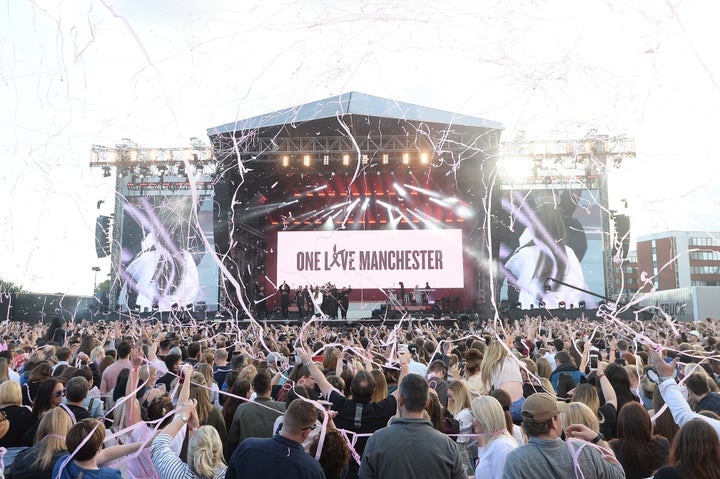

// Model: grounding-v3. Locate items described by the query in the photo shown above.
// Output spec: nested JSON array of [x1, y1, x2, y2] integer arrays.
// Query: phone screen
[[590, 354, 598, 370]]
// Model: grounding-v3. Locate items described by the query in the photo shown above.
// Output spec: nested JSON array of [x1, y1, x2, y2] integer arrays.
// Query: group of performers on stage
[[391, 281, 435, 306], [255, 281, 352, 320], [252, 280, 435, 320]]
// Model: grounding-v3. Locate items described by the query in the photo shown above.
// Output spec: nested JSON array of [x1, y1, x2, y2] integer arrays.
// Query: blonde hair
[[90, 345, 106, 363], [188, 425, 225, 479], [480, 341, 507, 390], [447, 380, 474, 417], [32, 408, 74, 470], [571, 383, 600, 414], [197, 363, 214, 387], [0, 358, 9, 385], [139, 364, 157, 383], [370, 369, 388, 403], [0, 380, 22, 406], [471, 396, 515, 446], [535, 357, 553, 379], [562, 402, 599, 433]]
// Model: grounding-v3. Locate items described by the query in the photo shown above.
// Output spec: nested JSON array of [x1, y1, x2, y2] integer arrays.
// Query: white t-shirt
[[475, 434, 518, 478]]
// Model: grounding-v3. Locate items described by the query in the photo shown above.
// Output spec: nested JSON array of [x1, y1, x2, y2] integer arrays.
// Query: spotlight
[[402, 153, 409, 165], [303, 155, 310, 167], [382, 154, 389, 164], [102, 167, 112, 178], [578, 300, 586, 309], [282, 156, 289, 167], [342, 154, 350, 166], [558, 301, 566, 309]]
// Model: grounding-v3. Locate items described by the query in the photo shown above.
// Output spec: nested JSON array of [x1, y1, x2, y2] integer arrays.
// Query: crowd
[[0, 311, 719, 479]]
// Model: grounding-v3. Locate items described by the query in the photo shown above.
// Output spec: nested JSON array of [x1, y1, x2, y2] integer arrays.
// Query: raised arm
[[297, 346, 335, 398], [124, 354, 144, 427], [177, 364, 193, 404], [596, 362, 617, 409]]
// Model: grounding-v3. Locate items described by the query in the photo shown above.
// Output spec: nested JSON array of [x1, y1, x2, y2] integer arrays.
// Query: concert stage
[[207, 92, 501, 318]]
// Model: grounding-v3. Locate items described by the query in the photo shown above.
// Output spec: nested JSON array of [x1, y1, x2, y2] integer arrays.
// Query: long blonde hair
[[562, 402, 599, 433], [447, 380, 473, 417], [188, 425, 226, 479], [480, 341, 508, 389], [32, 408, 74, 470], [471, 396, 516, 447]]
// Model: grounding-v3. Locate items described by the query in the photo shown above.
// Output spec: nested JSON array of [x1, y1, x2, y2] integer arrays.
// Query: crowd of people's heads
[[2, 312, 720, 478]]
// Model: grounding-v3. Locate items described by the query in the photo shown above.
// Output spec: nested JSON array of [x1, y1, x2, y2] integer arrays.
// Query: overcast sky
[[1, 0, 719, 296]]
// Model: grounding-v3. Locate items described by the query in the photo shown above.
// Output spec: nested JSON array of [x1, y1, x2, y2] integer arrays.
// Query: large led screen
[[277, 229, 464, 290], [117, 192, 218, 311], [497, 188, 604, 309]]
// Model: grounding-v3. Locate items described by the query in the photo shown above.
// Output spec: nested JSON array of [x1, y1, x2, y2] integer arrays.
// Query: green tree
[[0, 277, 27, 293]]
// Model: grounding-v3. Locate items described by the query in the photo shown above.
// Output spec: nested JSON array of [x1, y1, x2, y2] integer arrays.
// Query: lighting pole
[[92, 266, 101, 295]]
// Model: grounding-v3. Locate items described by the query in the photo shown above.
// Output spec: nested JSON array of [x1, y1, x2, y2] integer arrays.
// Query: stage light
[[382, 154, 389, 164], [129, 150, 138, 162], [578, 300, 586, 309], [282, 156, 289, 167], [393, 183, 408, 197], [303, 155, 310, 167], [107, 152, 118, 163], [323, 154, 330, 165], [362, 154, 369, 165], [102, 167, 112, 178], [402, 153, 409, 165], [420, 152, 428, 164], [342, 154, 350, 166], [558, 301, 566, 309], [361, 197, 370, 210], [455, 205, 473, 218]]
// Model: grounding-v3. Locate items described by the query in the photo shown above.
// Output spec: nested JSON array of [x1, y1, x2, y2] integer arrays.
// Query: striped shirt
[[151, 433, 226, 479]]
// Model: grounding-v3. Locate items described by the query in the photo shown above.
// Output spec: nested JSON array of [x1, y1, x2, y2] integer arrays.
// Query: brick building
[[626, 231, 720, 293]]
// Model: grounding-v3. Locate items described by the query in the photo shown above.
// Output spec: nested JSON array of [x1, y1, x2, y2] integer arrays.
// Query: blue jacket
[[550, 363, 586, 391], [226, 434, 325, 479]]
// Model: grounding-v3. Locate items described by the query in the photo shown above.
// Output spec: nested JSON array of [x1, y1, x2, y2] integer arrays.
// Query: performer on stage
[[398, 282, 406, 305], [254, 280, 269, 320], [295, 285, 308, 320], [422, 282, 431, 304], [279, 281, 291, 319], [339, 286, 352, 320]]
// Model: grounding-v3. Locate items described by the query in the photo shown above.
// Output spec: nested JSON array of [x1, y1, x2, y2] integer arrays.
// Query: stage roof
[[207, 92, 503, 136]]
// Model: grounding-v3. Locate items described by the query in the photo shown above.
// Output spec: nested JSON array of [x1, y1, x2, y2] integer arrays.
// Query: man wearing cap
[[502, 393, 624, 479]]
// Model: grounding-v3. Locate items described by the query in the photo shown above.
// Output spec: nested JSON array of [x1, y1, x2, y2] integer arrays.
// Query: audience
[[3, 312, 720, 479]]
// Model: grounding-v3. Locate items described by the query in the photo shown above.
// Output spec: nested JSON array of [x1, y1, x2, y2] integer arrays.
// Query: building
[[612, 250, 639, 297], [634, 231, 720, 292]]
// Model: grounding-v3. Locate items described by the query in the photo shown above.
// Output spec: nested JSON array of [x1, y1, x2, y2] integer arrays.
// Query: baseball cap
[[521, 393, 569, 423]]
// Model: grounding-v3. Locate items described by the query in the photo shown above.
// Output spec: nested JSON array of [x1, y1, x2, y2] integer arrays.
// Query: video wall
[[496, 188, 604, 309], [117, 187, 218, 312]]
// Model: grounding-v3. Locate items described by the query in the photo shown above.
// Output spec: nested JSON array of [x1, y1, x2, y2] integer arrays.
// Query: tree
[[0, 277, 27, 293]]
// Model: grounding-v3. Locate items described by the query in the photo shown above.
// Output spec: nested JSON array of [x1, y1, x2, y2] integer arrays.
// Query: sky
[[1, 0, 720, 296]]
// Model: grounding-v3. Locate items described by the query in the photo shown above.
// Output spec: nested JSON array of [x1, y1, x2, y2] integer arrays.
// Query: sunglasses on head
[[55, 389, 66, 398]]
